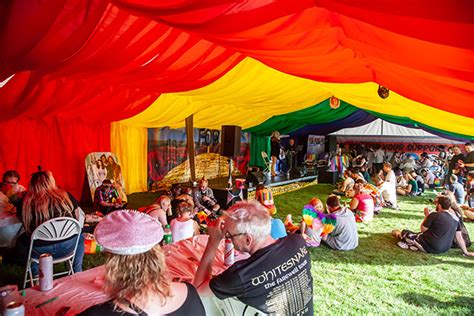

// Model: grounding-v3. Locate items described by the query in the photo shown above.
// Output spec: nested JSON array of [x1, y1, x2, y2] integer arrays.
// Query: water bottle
[[163, 225, 173, 244], [224, 238, 234, 266]]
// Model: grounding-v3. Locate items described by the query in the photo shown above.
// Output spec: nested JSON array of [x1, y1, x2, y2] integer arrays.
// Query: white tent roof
[[330, 119, 438, 137]]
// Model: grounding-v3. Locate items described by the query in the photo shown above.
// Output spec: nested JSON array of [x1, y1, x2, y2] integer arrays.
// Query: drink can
[[3, 301, 25, 316], [39, 253, 53, 291], [224, 238, 234, 266]]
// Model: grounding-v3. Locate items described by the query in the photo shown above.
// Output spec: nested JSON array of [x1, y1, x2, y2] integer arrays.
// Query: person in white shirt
[[170, 201, 200, 243], [378, 162, 398, 208], [374, 146, 385, 174], [421, 168, 436, 189]]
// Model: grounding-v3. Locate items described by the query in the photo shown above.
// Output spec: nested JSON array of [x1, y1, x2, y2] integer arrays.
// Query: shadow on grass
[[400, 292, 474, 314], [309, 232, 473, 268], [376, 211, 425, 221]]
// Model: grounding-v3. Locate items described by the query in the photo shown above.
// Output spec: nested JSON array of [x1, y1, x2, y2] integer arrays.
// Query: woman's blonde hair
[[104, 245, 171, 309], [22, 171, 74, 234]]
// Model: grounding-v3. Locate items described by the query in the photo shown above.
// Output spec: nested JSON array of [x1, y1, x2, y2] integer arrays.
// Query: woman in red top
[[349, 182, 375, 222]]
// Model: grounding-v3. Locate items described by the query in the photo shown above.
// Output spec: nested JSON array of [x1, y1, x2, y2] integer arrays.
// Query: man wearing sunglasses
[[194, 200, 314, 316]]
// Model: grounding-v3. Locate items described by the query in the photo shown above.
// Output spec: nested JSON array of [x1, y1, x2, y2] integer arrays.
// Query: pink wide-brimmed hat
[[94, 210, 163, 255]]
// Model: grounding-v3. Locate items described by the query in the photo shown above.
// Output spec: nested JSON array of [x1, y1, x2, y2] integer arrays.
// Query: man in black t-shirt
[[445, 145, 465, 185], [194, 201, 314, 315], [394, 196, 473, 256], [459, 142, 474, 174]]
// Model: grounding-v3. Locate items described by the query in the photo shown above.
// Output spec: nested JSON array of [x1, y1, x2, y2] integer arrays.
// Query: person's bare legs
[[271, 156, 277, 176]]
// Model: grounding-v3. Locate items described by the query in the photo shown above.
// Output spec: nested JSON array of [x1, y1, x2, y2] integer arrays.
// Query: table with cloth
[[22, 235, 257, 315]]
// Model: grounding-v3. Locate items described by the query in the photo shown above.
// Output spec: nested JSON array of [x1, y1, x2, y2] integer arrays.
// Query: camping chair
[[261, 151, 272, 174], [23, 217, 82, 289]]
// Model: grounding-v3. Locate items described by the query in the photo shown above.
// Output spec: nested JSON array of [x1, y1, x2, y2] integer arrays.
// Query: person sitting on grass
[[193, 178, 220, 215], [333, 168, 362, 197], [465, 171, 474, 207], [321, 195, 358, 251], [170, 201, 200, 243], [138, 195, 172, 227], [421, 168, 436, 190], [377, 162, 398, 209], [461, 202, 474, 221], [411, 171, 425, 195], [447, 175, 465, 205], [349, 181, 375, 222], [396, 172, 419, 196], [392, 196, 473, 256], [443, 191, 471, 249], [254, 184, 286, 239], [93, 179, 126, 216]]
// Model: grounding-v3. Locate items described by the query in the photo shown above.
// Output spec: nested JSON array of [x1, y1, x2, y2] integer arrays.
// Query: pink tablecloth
[[22, 235, 244, 315]]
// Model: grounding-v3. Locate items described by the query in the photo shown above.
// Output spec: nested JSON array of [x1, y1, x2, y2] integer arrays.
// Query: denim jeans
[[30, 234, 85, 276]]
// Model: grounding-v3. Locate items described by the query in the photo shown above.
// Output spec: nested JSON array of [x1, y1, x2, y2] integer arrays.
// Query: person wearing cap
[[194, 200, 314, 315], [78, 210, 205, 316], [93, 179, 125, 216]]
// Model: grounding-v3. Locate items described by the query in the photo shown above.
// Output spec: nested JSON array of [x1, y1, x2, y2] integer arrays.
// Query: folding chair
[[23, 217, 81, 289], [261, 151, 272, 174]]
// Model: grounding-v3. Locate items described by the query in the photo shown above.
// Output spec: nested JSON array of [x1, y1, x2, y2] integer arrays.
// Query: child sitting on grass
[[170, 201, 200, 243], [255, 184, 277, 215], [254, 184, 286, 239], [285, 197, 337, 247]]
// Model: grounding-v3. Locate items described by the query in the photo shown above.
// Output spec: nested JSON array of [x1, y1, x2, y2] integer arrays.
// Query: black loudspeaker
[[221, 125, 241, 158], [246, 171, 266, 185], [317, 167, 338, 185], [325, 135, 337, 153]]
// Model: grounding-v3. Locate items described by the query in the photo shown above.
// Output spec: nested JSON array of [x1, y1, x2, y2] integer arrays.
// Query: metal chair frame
[[23, 217, 81, 289]]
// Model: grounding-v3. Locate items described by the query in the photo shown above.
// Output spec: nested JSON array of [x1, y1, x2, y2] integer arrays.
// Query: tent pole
[[185, 115, 196, 181]]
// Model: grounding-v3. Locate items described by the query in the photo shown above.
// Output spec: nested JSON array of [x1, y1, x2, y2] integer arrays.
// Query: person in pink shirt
[[349, 181, 375, 222]]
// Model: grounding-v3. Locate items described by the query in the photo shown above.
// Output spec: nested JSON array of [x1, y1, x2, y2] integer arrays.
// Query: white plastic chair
[[23, 217, 81, 289], [261, 151, 272, 174]]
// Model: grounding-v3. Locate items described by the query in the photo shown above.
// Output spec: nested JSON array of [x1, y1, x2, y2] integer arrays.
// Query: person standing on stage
[[270, 131, 281, 177]]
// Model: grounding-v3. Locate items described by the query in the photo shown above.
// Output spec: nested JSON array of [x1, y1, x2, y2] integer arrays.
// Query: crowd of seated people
[[1, 143, 473, 314]]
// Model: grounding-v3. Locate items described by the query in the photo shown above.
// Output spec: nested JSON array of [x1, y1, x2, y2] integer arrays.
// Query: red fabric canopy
[[0, 0, 473, 197]]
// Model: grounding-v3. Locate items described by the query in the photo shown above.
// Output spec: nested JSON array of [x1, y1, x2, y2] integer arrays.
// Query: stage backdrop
[[336, 136, 465, 157], [148, 127, 250, 189]]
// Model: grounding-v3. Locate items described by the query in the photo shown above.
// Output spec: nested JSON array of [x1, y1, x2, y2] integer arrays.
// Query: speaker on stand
[[221, 126, 242, 187]]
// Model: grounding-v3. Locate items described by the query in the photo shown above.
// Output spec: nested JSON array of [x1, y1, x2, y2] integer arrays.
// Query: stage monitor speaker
[[246, 171, 266, 185], [221, 125, 241, 158]]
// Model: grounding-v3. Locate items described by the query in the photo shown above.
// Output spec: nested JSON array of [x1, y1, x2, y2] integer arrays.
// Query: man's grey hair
[[225, 200, 271, 241]]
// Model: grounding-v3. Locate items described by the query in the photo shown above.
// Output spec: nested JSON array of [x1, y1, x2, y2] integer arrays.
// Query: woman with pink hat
[[78, 210, 205, 315]]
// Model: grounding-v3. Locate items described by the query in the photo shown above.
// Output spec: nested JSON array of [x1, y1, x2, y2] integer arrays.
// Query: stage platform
[[206, 172, 318, 192]]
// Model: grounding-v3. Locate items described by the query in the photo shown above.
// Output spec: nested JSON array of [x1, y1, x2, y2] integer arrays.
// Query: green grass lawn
[[273, 184, 474, 315], [1, 184, 473, 315]]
